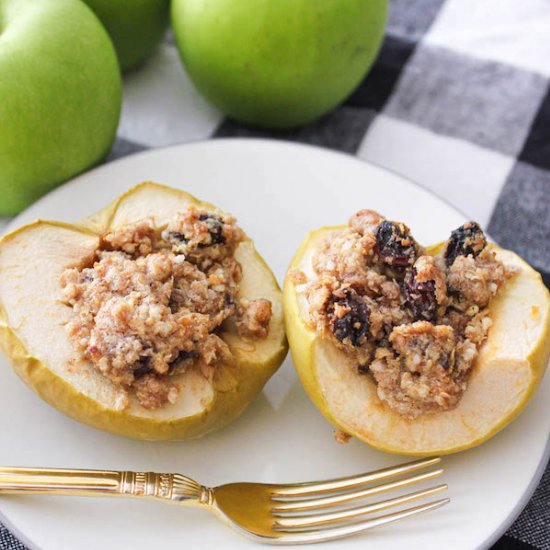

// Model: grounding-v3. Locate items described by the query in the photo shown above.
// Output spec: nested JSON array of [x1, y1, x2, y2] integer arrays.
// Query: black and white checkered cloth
[[1, 0, 549, 548]]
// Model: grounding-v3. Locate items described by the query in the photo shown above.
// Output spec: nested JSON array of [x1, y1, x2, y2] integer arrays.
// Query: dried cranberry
[[198, 214, 225, 246], [403, 269, 438, 322], [445, 222, 486, 266], [330, 291, 370, 347], [376, 221, 417, 268]]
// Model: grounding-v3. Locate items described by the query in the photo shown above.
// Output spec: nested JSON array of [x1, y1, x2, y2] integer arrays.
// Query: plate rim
[[1, 137, 548, 550], [5, 137, 474, 234]]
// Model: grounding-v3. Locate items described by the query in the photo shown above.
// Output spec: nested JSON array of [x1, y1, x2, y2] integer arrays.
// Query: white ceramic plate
[[0, 139, 548, 550]]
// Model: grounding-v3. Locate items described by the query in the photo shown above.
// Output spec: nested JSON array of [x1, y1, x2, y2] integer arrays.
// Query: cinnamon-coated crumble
[[61, 206, 272, 410]]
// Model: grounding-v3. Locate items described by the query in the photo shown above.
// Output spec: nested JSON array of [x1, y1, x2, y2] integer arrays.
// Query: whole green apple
[[84, 0, 170, 72], [171, 0, 387, 129], [0, 0, 121, 216]]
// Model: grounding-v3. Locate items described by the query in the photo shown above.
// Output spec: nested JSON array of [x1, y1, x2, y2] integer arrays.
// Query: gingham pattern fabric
[[1, 0, 549, 548]]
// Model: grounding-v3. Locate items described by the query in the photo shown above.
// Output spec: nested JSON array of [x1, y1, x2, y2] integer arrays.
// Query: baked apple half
[[0, 182, 287, 440], [284, 210, 550, 455]]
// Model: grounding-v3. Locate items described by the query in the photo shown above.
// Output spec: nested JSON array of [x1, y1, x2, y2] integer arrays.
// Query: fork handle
[[0, 467, 211, 506]]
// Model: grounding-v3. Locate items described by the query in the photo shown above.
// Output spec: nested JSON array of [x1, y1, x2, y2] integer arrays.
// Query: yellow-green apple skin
[[171, 0, 388, 129], [84, 0, 170, 72], [0, 0, 121, 216]]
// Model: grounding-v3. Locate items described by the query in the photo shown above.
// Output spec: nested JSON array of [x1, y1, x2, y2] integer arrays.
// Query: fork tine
[[271, 457, 440, 497], [271, 468, 443, 512], [273, 484, 447, 529], [269, 498, 450, 544]]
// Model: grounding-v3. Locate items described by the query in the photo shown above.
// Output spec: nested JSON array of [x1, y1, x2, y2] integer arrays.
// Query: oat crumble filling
[[60, 206, 272, 410], [303, 211, 516, 419]]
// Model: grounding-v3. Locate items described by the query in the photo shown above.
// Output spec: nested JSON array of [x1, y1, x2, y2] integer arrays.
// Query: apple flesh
[[0, 182, 288, 440], [84, 0, 170, 72], [171, 0, 388, 129], [0, 0, 121, 216], [284, 229, 550, 455]]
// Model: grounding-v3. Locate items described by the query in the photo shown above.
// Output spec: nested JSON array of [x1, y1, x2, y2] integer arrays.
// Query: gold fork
[[0, 457, 448, 545]]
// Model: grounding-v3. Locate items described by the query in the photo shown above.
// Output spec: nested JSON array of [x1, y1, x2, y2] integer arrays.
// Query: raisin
[[167, 231, 189, 244], [330, 291, 370, 347], [376, 332, 391, 349], [134, 356, 153, 379], [198, 214, 225, 247], [167, 216, 225, 248], [445, 222, 487, 267], [440, 353, 453, 370], [170, 350, 196, 367], [403, 268, 438, 322], [376, 221, 417, 268], [357, 364, 370, 375]]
